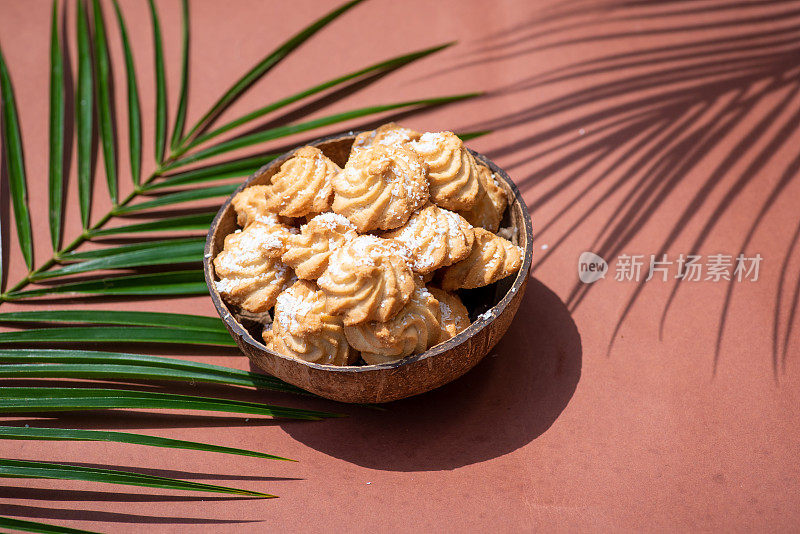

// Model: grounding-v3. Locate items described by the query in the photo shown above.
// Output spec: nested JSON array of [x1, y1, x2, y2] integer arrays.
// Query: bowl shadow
[[278, 276, 581, 471]]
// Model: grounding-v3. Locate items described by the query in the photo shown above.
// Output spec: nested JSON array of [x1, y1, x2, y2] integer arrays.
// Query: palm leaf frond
[[0, 0, 477, 518], [32, 239, 204, 280], [147, 154, 278, 190], [0, 309, 224, 330], [180, 0, 365, 147], [0, 348, 305, 393], [4, 270, 207, 300], [113, 183, 239, 214], [58, 237, 204, 261], [169, 0, 190, 150], [0, 325, 234, 346], [0, 387, 339, 419], [166, 93, 480, 171], [74, 0, 93, 228], [87, 212, 215, 237], [0, 458, 274, 497], [0, 426, 292, 461], [184, 41, 456, 151], [48, 0, 65, 250], [91, 0, 117, 204], [457, 130, 492, 141], [0, 515, 99, 534], [147, 0, 167, 163], [111, 0, 142, 186], [0, 43, 33, 271]]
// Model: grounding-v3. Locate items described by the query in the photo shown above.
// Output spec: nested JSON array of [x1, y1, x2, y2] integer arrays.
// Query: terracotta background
[[1, 0, 799, 531]]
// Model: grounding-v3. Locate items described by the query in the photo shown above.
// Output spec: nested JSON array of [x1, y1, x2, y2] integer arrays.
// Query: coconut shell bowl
[[204, 132, 533, 403]]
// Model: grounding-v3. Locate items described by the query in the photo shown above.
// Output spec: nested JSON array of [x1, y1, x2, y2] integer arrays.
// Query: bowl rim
[[203, 130, 534, 374]]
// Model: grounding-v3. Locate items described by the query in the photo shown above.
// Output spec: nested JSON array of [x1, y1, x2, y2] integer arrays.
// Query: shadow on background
[[280, 277, 581, 471], [435, 0, 800, 374]]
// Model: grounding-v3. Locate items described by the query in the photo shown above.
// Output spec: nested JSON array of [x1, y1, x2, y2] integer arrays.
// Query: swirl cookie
[[213, 222, 296, 313], [352, 122, 421, 151], [440, 228, 523, 290], [264, 280, 356, 366], [264, 146, 340, 218], [382, 204, 474, 274], [318, 235, 415, 325], [428, 287, 471, 341], [408, 131, 480, 211], [458, 164, 508, 233], [344, 284, 443, 365], [281, 212, 358, 280], [331, 145, 428, 232], [231, 185, 282, 228]]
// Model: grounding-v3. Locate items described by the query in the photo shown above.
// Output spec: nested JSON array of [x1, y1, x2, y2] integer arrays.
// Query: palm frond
[[0, 515, 100, 534], [74, 0, 93, 228], [179, 0, 365, 147], [111, 0, 141, 186], [0, 0, 477, 516], [183, 41, 456, 151], [0, 387, 339, 419], [0, 2, 479, 298], [0, 348, 305, 393], [147, 0, 167, 163], [32, 239, 204, 280], [0, 458, 274, 497], [112, 183, 238, 214], [58, 237, 205, 261], [457, 130, 492, 141], [165, 93, 480, 171], [0, 42, 33, 271], [0, 426, 292, 460], [146, 154, 278, 190], [169, 0, 190, 150], [48, 0, 65, 250], [0, 326, 235, 347], [0, 309, 224, 330], [87, 212, 215, 237], [4, 271, 207, 300], [91, 0, 117, 204]]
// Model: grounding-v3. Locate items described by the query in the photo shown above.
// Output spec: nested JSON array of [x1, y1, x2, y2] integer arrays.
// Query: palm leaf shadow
[[463, 0, 800, 374]]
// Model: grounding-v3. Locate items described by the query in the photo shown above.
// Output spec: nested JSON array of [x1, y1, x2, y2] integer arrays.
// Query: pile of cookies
[[213, 123, 523, 366]]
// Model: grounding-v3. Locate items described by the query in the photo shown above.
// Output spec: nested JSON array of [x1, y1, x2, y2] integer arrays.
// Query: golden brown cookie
[[317, 235, 415, 325], [213, 222, 296, 313], [408, 131, 480, 211], [428, 287, 471, 341], [281, 212, 358, 280], [264, 146, 340, 218], [351, 122, 421, 152], [440, 228, 523, 290], [263, 280, 356, 366], [331, 144, 428, 232], [458, 164, 508, 233], [344, 284, 443, 365], [231, 185, 282, 228], [382, 203, 474, 274]]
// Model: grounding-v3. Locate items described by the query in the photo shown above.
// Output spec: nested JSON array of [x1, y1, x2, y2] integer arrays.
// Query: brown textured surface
[[1, 0, 799, 531]]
